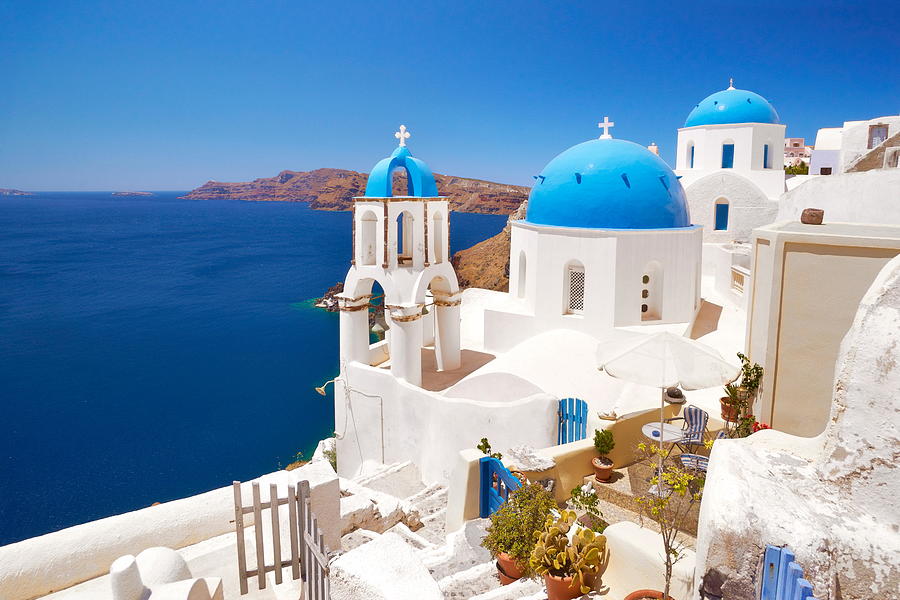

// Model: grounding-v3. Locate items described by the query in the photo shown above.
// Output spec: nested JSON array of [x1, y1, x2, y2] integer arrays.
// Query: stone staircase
[[331, 461, 530, 599]]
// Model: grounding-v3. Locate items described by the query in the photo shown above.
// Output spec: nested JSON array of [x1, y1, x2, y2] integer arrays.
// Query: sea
[[0, 191, 506, 546]]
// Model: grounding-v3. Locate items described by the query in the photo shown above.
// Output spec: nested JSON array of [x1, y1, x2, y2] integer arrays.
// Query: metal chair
[[666, 404, 709, 453], [678, 453, 710, 473]]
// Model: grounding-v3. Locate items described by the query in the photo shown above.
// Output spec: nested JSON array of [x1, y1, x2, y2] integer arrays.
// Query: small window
[[715, 200, 729, 231], [641, 304, 648, 313], [641, 289, 649, 299], [763, 144, 770, 169], [566, 266, 585, 314], [642, 274, 650, 285], [688, 144, 695, 169], [868, 125, 889, 149], [820, 167, 833, 175], [722, 144, 735, 169]]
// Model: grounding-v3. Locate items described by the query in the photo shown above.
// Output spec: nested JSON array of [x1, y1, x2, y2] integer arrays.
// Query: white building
[[808, 115, 900, 175], [675, 82, 785, 243], [333, 124, 703, 484], [783, 137, 811, 167]]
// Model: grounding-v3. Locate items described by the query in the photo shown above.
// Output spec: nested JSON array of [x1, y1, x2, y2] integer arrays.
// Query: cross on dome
[[394, 124, 411, 147], [728, 77, 735, 90], [598, 116, 615, 139]]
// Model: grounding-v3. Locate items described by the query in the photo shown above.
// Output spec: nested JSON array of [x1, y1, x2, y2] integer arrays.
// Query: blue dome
[[684, 87, 779, 127], [364, 145, 438, 197], [525, 138, 691, 230]]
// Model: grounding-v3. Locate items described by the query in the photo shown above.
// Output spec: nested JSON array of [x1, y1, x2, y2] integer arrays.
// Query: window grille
[[567, 268, 585, 313]]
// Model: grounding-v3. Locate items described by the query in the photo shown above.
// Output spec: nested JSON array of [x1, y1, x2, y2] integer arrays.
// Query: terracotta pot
[[592, 456, 614, 482], [544, 573, 584, 600], [496, 552, 523, 583], [623, 590, 672, 600], [496, 561, 517, 585], [720, 398, 740, 422]]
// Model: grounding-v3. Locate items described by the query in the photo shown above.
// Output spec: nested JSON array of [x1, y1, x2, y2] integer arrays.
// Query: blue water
[[0, 192, 506, 545]]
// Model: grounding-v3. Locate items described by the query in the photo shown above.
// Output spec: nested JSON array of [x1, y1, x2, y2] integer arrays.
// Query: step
[[420, 518, 491, 581], [468, 576, 544, 600], [405, 483, 448, 518], [438, 561, 500, 599], [353, 461, 426, 499]]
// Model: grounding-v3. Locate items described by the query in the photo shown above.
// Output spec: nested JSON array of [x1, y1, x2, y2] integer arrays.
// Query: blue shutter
[[690, 145, 695, 168], [715, 203, 729, 230], [722, 144, 735, 168]]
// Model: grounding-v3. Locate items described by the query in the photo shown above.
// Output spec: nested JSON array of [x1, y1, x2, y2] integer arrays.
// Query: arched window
[[641, 262, 663, 321], [564, 260, 585, 315], [714, 198, 729, 231], [359, 210, 378, 266], [721, 142, 735, 169], [517, 251, 527, 299], [763, 144, 770, 169], [687, 142, 695, 169], [396, 210, 413, 265], [432, 211, 443, 263]]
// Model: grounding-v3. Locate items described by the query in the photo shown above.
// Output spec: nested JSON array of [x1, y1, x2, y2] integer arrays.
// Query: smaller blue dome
[[684, 87, 780, 127], [364, 145, 438, 197], [526, 138, 690, 230]]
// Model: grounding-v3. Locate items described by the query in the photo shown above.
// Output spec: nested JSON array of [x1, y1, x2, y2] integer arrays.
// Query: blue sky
[[1, 1, 898, 191]]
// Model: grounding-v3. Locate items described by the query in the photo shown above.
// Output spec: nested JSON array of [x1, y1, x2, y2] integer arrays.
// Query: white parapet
[[0, 460, 339, 600]]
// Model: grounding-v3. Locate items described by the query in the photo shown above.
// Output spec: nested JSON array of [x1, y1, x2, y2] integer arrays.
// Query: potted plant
[[481, 483, 556, 585], [628, 443, 705, 600], [591, 429, 615, 482], [736, 352, 764, 416], [719, 383, 742, 422], [530, 510, 606, 600]]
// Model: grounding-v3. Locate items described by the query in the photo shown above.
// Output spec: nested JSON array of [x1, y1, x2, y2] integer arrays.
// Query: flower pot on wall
[[719, 398, 740, 422], [544, 573, 583, 600], [496, 552, 522, 584], [592, 457, 614, 482]]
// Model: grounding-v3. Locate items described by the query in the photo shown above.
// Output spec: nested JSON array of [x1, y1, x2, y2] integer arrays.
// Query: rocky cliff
[[0, 188, 32, 196], [181, 168, 527, 216], [451, 200, 528, 292]]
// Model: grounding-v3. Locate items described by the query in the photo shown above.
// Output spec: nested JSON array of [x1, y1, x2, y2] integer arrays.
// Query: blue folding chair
[[666, 404, 709, 453], [678, 453, 709, 473]]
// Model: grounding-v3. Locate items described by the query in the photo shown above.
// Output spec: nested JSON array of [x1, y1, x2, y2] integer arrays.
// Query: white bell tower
[[337, 126, 461, 386]]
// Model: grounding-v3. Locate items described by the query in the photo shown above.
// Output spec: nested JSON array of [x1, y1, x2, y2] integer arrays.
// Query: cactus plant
[[530, 510, 606, 598]]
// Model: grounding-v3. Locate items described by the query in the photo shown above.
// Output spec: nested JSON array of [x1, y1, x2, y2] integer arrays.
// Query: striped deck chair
[[679, 453, 709, 473], [665, 404, 709, 453]]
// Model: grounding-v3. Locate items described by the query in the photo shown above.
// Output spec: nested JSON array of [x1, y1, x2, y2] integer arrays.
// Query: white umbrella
[[597, 331, 740, 473]]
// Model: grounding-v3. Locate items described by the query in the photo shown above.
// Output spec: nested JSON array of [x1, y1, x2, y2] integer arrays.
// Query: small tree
[[634, 443, 704, 600], [481, 483, 556, 577], [593, 429, 615, 459]]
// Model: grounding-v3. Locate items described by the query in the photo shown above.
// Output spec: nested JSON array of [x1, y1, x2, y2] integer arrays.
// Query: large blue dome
[[525, 138, 691, 229], [684, 87, 779, 127]]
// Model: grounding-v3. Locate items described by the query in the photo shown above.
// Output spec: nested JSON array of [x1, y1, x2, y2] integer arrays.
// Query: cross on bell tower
[[598, 116, 615, 139], [394, 124, 411, 147]]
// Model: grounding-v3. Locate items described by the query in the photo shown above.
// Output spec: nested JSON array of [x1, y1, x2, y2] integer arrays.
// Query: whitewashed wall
[[683, 172, 779, 243]]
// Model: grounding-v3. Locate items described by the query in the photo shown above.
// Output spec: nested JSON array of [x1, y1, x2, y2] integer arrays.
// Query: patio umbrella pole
[[659, 387, 665, 482]]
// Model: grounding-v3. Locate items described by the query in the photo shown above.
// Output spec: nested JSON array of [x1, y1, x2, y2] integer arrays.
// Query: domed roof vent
[[364, 125, 438, 197], [684, 79, 780, 128], [525, 124, 691, 230]]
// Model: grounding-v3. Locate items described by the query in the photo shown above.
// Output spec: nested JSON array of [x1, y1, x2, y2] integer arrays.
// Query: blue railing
[[558, 397, 588, 444], [760, 545, 819, 600], [479, 456, 522, 518]]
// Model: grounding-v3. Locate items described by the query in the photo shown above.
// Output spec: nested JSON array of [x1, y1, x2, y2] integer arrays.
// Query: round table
[[641, 422, 686, 444]]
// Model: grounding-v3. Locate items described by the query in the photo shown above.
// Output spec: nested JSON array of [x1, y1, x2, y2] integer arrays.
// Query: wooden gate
[[558, 397, 588, 444], [479, 456, 522, 518], [760, 545, 820, 600], [232, 479, 331, 598]]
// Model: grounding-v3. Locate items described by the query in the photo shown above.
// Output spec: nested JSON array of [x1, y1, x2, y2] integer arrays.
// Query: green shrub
[[593, 429, 615, 457], [481, 483, 556, 577]]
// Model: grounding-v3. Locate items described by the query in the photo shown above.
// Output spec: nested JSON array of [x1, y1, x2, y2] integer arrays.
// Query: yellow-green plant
[[529, 510, 606, 594], [481, 483, 556, 577], [635, 442, 704, 600]]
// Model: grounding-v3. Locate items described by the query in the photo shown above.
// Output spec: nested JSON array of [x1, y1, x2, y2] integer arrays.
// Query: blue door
[[715, 202, 729, 230], [558, 397, 588, 444], [722, 144, 735, 168]]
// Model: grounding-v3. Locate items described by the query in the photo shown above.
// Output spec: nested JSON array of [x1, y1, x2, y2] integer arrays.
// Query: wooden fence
[[558, 397, 588, 444], [232, 479, 331, 598]]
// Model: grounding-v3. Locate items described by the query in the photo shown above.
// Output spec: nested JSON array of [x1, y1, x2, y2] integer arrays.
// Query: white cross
[[728, 77, 735, 90], [598, 116, 615, 139], [394, 124, 411, 147]]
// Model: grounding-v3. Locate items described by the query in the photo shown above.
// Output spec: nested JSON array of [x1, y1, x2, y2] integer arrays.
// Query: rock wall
[[451, 200, 528, 291]]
